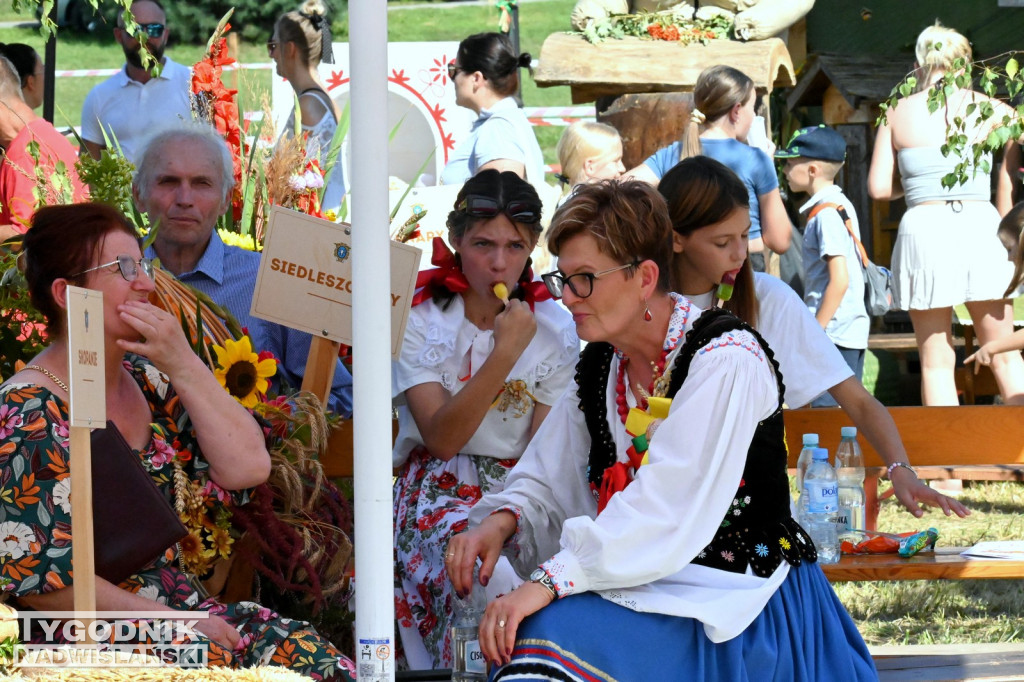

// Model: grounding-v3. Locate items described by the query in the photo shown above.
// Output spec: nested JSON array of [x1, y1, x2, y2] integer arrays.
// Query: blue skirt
[[490, 563, 877, 681]]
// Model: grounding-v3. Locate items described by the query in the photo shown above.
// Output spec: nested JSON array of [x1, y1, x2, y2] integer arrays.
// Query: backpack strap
[[808, 201, 869, 269]]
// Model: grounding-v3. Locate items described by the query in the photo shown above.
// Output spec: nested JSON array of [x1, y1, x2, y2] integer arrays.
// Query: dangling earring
[[643, 298, 653, 322]]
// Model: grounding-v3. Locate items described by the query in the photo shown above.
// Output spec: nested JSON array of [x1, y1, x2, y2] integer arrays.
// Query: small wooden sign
[[252, 206, 421, 359], [66, 285, 106, 428], [65, 284, 104, 631]]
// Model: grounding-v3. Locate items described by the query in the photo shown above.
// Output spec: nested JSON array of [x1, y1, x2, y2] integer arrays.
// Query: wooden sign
[[65, 284, 104, 630], [66, 285, 106, 428], [251, 206, 421, 359]]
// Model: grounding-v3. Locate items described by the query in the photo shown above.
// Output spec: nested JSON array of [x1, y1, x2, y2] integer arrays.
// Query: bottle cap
[[802, 433, 819, 446], [841, 426, 857, 438], [812, 447, 829, 461]]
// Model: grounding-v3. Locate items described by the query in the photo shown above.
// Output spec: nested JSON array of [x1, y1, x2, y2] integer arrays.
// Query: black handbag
[[89, 421, 188, 584]]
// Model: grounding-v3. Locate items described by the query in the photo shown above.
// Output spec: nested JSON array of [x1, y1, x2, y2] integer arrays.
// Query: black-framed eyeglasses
[[138, 22, 165, 38], [458, 195, 541, 225], [72, 255, 155, 283], [541, 262, 639, 299], [447, 61, 460, 80], [266, 40, 278, 57]]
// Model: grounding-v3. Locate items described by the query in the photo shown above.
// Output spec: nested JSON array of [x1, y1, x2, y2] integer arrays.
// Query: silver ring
[[498, 620, 506, 628]]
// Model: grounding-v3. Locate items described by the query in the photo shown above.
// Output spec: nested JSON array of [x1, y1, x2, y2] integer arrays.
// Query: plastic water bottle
[[802, 447, 840, 564], [450, 566, 487, 681], [835, 426, 866, 543], [795, 434, 819, 498]]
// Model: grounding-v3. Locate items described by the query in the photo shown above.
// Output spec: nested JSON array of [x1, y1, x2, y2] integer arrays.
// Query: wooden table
[[822, 547, 1024, 583]]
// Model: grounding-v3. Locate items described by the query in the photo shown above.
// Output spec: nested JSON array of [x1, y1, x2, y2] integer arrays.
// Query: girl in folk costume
[[392, 170, 577, 669]]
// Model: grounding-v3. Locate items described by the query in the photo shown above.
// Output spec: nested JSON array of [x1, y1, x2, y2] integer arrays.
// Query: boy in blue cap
[[777, 125, 869, 407]]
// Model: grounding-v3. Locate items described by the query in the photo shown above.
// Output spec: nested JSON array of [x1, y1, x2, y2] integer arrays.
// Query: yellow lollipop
[[493, 282, 510, 304]]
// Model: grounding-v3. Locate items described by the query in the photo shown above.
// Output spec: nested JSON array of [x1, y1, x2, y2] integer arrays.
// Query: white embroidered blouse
[[391, 295, 579, 467], [469, 295, 789, 643]]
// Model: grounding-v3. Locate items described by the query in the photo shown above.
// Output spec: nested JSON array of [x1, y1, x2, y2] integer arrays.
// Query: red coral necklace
[[614, 349, 670, 425]]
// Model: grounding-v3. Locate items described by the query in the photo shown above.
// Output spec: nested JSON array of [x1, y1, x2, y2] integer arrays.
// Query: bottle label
[[804, 480, 837, 513], [465, 640, 486, 674]]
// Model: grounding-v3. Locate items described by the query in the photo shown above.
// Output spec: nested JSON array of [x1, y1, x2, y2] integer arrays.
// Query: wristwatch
[[530, 568, 558, 601]]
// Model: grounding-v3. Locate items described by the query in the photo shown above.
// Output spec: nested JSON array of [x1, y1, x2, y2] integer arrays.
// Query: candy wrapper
[[899, 527, 939, 557]]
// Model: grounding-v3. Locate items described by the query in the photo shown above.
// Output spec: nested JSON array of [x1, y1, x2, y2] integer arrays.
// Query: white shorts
[[891, 201, 1014, 310]]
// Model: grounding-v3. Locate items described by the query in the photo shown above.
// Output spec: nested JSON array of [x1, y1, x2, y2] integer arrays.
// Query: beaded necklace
[[613, 348, 670, 424]]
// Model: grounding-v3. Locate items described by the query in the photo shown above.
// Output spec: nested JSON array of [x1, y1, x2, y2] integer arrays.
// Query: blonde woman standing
[[268, 0, 345, 209], [868, 22, 1024, 406], [625, 65, 791, 268]]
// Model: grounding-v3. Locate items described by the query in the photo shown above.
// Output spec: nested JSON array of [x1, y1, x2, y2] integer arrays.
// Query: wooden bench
[[784, 405, 1024, 583]]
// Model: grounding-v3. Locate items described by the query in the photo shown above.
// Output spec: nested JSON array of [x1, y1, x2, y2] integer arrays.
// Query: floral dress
[[392, 296, 578, 670], [0, 354, 356, 681]]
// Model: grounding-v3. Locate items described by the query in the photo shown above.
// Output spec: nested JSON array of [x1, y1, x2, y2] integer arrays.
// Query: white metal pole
[[350, 2, 395, 681]]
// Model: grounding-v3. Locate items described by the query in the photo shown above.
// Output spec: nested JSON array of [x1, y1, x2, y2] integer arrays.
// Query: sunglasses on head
[[137, 22, 165, 38], [72, 255, 155, 283], [458, 195, 541, 224]]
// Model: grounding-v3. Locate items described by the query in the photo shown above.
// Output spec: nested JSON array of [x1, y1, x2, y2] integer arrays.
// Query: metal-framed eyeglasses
[[72, 255, 155, 282], [541, 262, 639, 299]]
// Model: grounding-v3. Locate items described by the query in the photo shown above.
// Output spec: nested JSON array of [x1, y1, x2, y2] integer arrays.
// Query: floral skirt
[[394, 446, 518, 670], [26, 568, 356, 681], [490, 563, 877, 681]]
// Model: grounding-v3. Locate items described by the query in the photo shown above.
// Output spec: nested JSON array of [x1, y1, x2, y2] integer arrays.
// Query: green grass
[[835, 481, 1024, 645]]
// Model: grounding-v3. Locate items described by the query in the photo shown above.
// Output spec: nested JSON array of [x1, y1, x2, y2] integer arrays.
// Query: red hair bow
[[412, 238, 469, 306], [519, 276, 553, 311]]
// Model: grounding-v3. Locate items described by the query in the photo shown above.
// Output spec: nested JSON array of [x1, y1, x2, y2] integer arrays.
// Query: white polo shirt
[[80, 57, 192, 164]]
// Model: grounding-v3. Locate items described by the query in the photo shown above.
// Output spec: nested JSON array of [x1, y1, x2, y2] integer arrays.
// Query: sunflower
[[212, 336, 277, 408]]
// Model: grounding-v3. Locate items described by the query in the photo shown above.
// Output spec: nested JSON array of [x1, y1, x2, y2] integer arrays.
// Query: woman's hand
[[115, 301, 198, 372], [194, 613, 242, 651], [492, 299, 537, 361], [447, 512, 516, 597], [889, 466, 970, 518], [479, 582, 554, 666]]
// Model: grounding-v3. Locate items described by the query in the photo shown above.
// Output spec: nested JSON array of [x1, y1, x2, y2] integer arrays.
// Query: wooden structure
[[785, 53, 915, 266], [784, 405, 1024, 582], [534, 34, 796, 168]]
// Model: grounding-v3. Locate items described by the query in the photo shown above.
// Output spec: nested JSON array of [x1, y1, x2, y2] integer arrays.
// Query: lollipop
[[716, 270, 738, 304], [493, 282, 510, 304]]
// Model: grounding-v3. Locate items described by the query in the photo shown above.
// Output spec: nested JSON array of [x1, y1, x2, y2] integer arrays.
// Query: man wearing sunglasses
[[133, 123, 354, 417], [80, 0, 190, 164]]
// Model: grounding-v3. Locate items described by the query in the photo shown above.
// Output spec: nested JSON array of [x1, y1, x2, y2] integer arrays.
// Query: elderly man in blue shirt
[[133, 122, 353, 416]]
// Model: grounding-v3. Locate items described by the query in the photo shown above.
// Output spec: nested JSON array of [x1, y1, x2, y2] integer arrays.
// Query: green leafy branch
[[879, 52, 1024, 189]]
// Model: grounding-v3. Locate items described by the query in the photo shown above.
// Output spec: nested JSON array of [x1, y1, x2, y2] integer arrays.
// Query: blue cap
[[802, 433, 819, 446], [812, 447, 829, 461], [775, 125, 847, 162], [841, 426, 857, 438]]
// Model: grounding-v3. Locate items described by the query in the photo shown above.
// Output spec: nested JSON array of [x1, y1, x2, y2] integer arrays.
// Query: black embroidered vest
[[576, 308, 817, 577]]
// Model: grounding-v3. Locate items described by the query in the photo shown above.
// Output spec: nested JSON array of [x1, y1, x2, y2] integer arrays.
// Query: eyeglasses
[[447, 61, 460, 80], [266, 40, 278, 57], [541, 262, 639, 299], [72, 255, 155, 282], [458, 195, 541, 224], [138, 22, 165, 38]]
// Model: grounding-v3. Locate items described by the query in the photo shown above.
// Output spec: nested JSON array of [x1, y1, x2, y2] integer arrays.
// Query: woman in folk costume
[[448, 180, 877, 681], [392, 170, 577, 669]]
